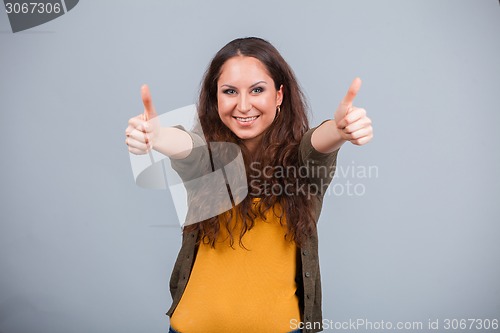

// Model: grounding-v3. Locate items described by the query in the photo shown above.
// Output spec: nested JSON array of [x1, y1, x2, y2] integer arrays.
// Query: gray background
[[1, 0, 499, 332]]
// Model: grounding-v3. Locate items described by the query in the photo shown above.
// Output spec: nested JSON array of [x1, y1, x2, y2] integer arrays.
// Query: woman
[[125, 37, 373, 333]]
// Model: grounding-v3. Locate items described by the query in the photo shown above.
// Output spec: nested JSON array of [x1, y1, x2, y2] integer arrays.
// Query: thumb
[[336, 77, 362, 119], [141, 84, 157, 120], [341, 77, 362, 107]]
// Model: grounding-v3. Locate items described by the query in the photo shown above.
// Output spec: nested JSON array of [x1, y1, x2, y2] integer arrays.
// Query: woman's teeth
[[235, 116, 258, 122]]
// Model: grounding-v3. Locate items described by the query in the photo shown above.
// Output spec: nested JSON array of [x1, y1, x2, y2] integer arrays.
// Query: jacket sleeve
[[169, 126, 212, 182], [299, 123, 340, 199]]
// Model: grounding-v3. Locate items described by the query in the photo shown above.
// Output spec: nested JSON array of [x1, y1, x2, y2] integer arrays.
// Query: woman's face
[[217, 56, 283, 152]]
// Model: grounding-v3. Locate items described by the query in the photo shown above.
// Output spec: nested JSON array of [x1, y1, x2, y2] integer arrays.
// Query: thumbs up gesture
[[125, 84, 161, 155], [333, 77, 373, 146]]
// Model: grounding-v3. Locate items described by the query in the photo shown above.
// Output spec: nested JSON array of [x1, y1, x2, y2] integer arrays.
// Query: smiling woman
[[125, 37, 373, 333], [217, 56, 283, 152]]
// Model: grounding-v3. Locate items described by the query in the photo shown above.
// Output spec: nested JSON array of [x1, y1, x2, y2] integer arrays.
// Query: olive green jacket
[[166, 125, 340, 333]]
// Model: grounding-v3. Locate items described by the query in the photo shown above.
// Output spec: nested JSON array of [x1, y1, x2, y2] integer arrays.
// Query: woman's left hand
[[333, 77, 373, 146]]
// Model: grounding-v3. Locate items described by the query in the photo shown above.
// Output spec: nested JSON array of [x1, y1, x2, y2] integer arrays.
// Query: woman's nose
[[237, 94, 252, 113]]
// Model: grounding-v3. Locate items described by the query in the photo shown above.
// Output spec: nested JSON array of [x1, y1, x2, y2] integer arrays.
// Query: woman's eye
[[252, 87, 264, 94], [223, 89, 236, 95]]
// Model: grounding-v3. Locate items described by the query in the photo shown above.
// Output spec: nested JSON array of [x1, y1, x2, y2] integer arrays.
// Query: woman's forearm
[[311, 119, 347, 154], [153, 127, 193, 159]]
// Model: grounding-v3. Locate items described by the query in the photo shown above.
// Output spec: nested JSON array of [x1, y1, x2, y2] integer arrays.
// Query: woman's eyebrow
[[250, 81, 267, 87], [220, 81, 268, 89]]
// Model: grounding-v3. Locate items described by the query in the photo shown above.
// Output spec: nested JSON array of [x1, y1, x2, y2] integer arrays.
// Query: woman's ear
[[276, 84, 284, 106]]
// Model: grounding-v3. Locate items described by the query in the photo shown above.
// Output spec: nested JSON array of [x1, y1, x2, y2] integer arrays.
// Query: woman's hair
[[184, 37, 317, 248]]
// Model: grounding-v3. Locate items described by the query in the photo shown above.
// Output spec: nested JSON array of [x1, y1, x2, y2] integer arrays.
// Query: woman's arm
[[153, 127, 193, 159], [311, 119, 346, 154], [125, 84, 193, 159], [311, 77, 373, 153]]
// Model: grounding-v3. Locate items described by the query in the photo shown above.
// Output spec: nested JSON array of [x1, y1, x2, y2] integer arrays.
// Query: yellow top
[[170, 199, 300, 333]]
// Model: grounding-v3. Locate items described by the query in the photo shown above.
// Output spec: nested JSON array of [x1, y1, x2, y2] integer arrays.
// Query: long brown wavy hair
[[184, 37, 316, 248]]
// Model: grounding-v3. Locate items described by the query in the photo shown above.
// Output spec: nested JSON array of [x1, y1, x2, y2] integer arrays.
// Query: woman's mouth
[[233, 115, 259, 126]]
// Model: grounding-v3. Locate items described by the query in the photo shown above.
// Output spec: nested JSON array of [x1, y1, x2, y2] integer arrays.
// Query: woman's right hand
[[125, 84, 160, 155]]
